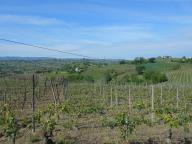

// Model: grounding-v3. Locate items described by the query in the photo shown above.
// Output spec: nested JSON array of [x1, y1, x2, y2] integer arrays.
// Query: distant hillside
[[0, 56, 122, 63], [0, 57, 52, 61]]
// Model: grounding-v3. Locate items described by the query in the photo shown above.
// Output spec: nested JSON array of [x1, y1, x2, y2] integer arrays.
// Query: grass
[[29, 134, 41, 143], [142, 61, 180, 72], [82, 64, 135, 81]]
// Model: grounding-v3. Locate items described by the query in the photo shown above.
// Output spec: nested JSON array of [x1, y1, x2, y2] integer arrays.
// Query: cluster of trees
[[101, 65, 168, 84], [0, 59, 104, 75], [135, 65, 168, 84], [0, 60, 64, 75], [132, 57, 156, 64], [144, 71, 168, 83], [119, 57, 157, 65]]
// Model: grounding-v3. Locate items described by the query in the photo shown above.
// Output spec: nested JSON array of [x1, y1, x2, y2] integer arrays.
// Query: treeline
[[0, 59, 107, 75], [171, 57, 192, 63], [120, 56, 192, 65], [119, 57, 156, 65]]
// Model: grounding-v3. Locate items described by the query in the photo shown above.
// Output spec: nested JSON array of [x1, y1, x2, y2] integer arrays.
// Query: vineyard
[[1, 74, 192, 143], [167, 70, 192, 84]]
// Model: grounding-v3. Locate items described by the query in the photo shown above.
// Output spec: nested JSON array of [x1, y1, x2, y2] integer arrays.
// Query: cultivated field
[[1, 58, 192, 144]]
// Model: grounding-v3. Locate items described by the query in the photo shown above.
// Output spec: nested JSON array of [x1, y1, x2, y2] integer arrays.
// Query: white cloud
[[65, 25, 155, 43], [0, 14, 62, 25]]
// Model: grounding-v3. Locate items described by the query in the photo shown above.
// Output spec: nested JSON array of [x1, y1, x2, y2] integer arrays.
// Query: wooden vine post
[[151, 85, 154, 124], [110, 85, 113, 106], [21, 87, 27, 110], [100, 84, 102, 97], [32, 74, 36, 133], [50, 80, 57, 106], [115, 87, 118, 106], [176, 87, 179, 109], [103, 85, 105, 102], [160, 85, 163, 105], [128, 85, 131, 114]]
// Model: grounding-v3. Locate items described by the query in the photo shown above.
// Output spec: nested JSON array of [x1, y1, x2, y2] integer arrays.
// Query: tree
[[136, 65, 145, 75], [148, 57, 156, 63], [103, 72, 112, 83], [133, 57, 146, 64], [102, 70, 117, 83], [119, 60, 126, 64]]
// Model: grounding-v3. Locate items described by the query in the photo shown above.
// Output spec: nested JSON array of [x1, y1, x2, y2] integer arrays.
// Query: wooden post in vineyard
[[168, 84, 171, 97], [103, 85, 105, 102], [183, 85, 185, 98], [145, 82, 148, 97], [115, 87, 118, 106], [50, 80, 57, 106], [61, 77, 65, 101], [4, 90, 7, 104], [32, 74, 36, 133], [64, 80, 68, 100], [21, 87, 27, 110], [3, 78, 8, 104], [151, 85, 154, 123], [55, 84, 61, 104], [110, 85, 113, 106], [128, 85, 131, 114], [176, 87, 179, 109], [100, 84, 102, 97], [160, 85, 163, 105], [94, 83, 97, 95]]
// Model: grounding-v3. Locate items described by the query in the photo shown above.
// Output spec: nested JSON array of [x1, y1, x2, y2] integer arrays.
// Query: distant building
[[75, 67, 81, 73], [162, 56, 172, 59]]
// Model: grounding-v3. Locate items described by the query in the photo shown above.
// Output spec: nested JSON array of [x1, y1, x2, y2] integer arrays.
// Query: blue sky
[[0, 0, 192, 59]]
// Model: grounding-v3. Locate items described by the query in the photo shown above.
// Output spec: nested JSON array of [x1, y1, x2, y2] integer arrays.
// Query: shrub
[[102, 72, 112, 83], [118, 74, 144, 84], [136, 65, 145, 75], [102, 117, 117, 129], [83, 75, 94, 83], [66, 74, 84, 81], [115, 113, 136, 139], [119, 74, 131, 83], [29, 134, 41, 143], [144, 71, 168, 83]]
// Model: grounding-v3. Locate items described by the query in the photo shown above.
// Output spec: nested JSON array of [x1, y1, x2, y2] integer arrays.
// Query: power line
[[0, 38, 98, 59]]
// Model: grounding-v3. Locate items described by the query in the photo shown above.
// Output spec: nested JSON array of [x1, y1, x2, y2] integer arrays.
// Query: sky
[[0, 0, 192, 59]]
